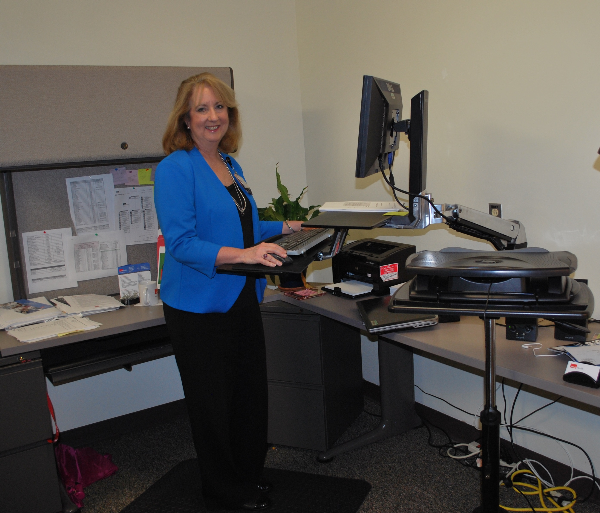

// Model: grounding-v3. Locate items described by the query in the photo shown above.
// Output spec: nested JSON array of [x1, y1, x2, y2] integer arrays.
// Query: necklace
[[219, 152, 247, 215]]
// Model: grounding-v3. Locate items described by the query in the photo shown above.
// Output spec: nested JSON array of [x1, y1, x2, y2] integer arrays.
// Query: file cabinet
[[261, 301, 363, 451], [0, 356, 62, 513]]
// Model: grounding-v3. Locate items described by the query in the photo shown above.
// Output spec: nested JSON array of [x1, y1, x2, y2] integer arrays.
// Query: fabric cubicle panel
[[0, 66, 233, 167], [0, 65, 233, 299]]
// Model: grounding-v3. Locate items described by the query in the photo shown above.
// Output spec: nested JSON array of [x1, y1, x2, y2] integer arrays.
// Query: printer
[[332, 239, 416, 295]]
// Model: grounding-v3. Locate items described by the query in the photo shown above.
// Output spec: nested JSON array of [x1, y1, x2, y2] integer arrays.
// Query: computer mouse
[[270, 253, 293, 264]]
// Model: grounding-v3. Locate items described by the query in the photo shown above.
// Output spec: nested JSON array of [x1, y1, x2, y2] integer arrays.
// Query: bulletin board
[[0, 65, 234, 300]]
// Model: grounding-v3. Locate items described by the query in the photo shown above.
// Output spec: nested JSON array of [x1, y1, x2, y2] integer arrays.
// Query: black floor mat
[[119, 459, 371, 513]]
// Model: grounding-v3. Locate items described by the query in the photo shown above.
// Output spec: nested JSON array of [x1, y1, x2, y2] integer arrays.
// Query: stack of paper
[[0, 297, 64, 330], [50, 294, 123, 316], [7, 316, 102, 343], [322, 280, 373, 298], [320, 201, 400, 212], [551, 343, 600, 366]]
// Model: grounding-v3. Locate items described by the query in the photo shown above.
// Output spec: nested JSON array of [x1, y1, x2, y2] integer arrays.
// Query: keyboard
[[274, 228, 334, 256]]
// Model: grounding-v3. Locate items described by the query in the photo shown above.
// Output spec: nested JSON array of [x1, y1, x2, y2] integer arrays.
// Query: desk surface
[[264, 291, 600, 410], [0, 304, 165, 357], [2, 290, 600, 411]]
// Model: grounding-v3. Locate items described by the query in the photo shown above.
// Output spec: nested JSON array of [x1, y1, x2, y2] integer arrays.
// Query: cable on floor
[[500, 469, 576, 512], [417, 410, 482, 470]]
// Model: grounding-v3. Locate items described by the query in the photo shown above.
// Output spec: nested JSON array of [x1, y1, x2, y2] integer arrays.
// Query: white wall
[[0, 0, 308, 426], [295, 0, 600, 475]]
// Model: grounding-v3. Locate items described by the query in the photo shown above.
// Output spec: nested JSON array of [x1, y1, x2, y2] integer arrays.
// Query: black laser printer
[[332, 239, 416, 296]]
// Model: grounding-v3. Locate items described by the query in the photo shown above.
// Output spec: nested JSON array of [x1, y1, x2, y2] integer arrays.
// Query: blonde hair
[[162, 73, 241, 155]]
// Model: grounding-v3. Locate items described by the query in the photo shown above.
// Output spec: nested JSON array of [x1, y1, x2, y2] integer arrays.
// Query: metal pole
[[478, 317, 501, 513]]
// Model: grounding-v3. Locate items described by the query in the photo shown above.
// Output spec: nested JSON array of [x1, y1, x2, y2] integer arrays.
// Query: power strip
[[468, 441, 481, 454]]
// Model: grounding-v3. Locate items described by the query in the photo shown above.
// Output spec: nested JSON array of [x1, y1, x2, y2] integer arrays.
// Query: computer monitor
[[355, 75, 428, 219], [355, 76, 403, 179], [408, 90, 428, 205]]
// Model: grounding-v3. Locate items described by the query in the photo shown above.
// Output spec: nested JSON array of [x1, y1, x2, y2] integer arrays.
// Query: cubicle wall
[[0, 65, 233, 300]]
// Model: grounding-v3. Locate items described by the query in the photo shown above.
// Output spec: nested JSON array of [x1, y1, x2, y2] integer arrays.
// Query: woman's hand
[[242, 243, 288, 267], [216, 243, 288, 267]]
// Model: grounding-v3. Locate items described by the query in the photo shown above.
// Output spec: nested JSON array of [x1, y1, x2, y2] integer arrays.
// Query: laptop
[[357, 295, 438, 334]]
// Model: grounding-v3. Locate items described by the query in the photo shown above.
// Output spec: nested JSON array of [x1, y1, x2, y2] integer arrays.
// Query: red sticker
[[380, 263, 399, 282]]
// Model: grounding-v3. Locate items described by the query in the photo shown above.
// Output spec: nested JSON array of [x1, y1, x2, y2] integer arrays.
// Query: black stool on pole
[[389, 249, 594, 513]]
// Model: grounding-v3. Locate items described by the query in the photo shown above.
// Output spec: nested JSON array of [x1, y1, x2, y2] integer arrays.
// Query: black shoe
[[257, 478, 273, 493], [240, 494, 271, 511]]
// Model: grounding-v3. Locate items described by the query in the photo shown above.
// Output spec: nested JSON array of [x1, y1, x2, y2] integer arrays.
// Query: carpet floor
[[78, 397, 599, 513]]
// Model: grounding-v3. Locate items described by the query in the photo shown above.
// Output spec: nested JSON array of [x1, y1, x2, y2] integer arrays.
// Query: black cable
[[417, 414, 454, 449], [415, 384, 478, 418], [513, 396, 563, 426], [417, 412, 481, 469], [378, 156, 408, 211], [509, 384, 522, 438], [378, 161, 510, 248], [378, 163, 448, 220], [502, 380, 509, 438], [483, 281, 493, 321], [378, 154, 513, 248]]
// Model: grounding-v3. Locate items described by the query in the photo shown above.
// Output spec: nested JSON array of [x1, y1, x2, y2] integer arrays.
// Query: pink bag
[[54, 443, 118, 508]]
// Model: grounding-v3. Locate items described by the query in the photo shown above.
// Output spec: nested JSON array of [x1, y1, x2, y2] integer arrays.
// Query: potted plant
[[258, 164, 320, 289]]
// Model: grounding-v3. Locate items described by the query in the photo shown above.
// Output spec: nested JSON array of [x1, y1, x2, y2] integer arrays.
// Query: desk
[[262, 291, 600, 463], [2, 293, 599, 513]]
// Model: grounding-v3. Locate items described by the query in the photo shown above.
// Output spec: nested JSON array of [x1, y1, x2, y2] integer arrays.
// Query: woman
[[155, 73, 302, 511]]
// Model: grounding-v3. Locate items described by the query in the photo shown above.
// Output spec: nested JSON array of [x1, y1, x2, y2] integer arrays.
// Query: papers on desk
[[0, 297, 64, 330], [50, 294, 123, 316], [322, 280, 373, 298], [320, 201, 400, 213], [551, 342, 600, 366], [7, 316, 102, 343]]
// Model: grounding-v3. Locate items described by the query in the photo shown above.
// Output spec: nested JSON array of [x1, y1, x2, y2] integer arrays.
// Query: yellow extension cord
[[500, 470, 577, 512]]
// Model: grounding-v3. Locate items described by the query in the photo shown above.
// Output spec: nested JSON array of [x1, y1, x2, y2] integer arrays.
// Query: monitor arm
[[311, 194, 527, 261], [384, 194, 527, 250]]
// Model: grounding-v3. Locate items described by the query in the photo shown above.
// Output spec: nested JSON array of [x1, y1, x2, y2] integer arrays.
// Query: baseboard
[[363, 380, 599, 504]]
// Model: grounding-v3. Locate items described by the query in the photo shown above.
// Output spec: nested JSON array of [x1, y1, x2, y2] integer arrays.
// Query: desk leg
[[317, 338, 420, 462]]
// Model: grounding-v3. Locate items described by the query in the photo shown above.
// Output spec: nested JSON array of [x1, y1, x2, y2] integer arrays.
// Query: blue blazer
[[154, 148, 283, 313]]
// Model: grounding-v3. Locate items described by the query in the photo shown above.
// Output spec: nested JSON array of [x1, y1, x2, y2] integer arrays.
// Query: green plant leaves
[[258, 164, 320, 222]]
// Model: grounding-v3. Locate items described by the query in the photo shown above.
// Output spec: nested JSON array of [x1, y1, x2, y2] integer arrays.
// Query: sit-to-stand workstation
[[222, 75, 595, 513], [0, 66, 596, 513]]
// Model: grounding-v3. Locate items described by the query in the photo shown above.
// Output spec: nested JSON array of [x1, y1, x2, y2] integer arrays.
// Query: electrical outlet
[[489, 203, 502, 218]]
